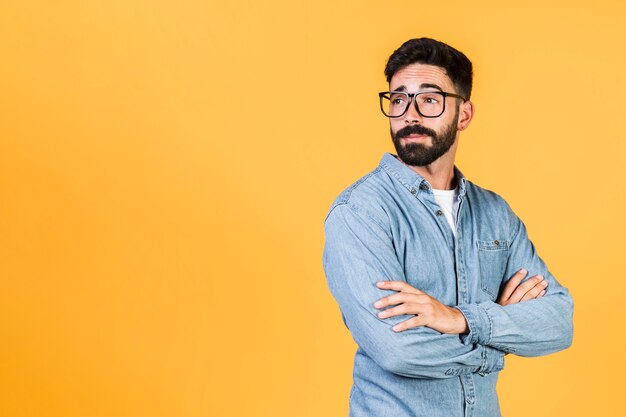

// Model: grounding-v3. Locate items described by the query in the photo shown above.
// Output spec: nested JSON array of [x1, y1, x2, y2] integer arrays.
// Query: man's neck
[[397, 152, 458, 190], [408, 164, 456, 190]]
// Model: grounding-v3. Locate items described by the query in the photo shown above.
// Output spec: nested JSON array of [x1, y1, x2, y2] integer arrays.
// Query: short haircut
[[384, 38, 473, 99]]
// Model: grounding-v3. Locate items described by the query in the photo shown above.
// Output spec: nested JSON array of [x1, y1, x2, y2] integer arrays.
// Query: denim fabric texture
[[322, 152, 574, 417]]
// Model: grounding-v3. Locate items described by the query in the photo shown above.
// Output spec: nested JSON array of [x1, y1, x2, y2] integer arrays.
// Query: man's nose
[[404, 99, 422, 124]]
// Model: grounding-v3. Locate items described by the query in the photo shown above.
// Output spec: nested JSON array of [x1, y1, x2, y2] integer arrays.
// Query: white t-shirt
[[432, 186, 460, 237]]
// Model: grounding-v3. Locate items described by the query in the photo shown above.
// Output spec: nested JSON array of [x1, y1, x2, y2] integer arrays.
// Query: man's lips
[[402, 134, 429, 142]]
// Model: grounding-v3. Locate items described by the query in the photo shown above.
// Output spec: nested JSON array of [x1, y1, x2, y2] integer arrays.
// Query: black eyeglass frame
[[378, 91, 468, 118]]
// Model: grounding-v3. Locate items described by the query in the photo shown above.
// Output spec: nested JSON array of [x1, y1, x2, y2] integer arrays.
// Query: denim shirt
[[322, 152, 574, 417]]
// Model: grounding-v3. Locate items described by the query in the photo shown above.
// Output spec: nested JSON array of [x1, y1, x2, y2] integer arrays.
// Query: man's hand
[[374, 269, 547, 334], [496, 269, 547, 356], [497, 268, 547, 306], [374, 281, 469, 334]]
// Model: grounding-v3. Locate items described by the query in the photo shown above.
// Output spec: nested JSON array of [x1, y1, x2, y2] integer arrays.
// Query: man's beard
[[391, 111, 459, 167]]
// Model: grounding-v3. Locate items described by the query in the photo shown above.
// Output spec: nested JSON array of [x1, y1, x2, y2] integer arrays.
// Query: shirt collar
[[379, 152, 467, 197]]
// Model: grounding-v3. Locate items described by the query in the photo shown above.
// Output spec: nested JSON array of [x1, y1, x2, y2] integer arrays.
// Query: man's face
[[388, 63, 461, 167]]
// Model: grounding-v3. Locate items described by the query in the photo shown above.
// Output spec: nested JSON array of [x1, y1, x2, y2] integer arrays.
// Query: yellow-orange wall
[[1, 1, 624, 416]]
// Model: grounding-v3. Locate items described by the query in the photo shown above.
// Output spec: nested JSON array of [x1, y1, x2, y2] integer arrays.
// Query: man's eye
[[422, 96, 439, 104]]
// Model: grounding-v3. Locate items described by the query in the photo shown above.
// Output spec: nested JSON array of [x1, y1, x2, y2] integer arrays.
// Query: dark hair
[[384, 38, 473, 99]]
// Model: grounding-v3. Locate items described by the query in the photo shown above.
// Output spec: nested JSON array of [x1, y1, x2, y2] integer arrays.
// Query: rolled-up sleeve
[[323, 202, 505, 379]]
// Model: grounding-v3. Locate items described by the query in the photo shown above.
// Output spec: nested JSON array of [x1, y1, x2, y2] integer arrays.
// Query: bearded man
[[322, 38, 573, 417]]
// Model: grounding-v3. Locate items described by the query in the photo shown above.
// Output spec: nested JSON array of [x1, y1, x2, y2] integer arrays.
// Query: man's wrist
[[443, 306, 469, 334], [452, 307, 469, 334]]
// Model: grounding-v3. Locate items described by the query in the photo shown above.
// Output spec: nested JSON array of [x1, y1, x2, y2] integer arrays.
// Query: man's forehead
[[389, 63, 452, 91]]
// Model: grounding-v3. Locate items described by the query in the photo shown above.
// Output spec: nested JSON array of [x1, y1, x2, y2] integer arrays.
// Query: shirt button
[[436, 210, 443, 216], [494, 240, 500, 246], [410, 188, 417, 195], [419, 183, 429, 191]]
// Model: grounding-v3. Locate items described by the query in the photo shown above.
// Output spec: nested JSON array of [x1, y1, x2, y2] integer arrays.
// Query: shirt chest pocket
[[477, 239, 510, 299]]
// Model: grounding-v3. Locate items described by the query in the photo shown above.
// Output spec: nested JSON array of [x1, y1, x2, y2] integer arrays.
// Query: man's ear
[[457, 100, 474, 131]]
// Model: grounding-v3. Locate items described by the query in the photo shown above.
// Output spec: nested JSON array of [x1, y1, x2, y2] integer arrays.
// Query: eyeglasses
[[378, 91, 467, 118]]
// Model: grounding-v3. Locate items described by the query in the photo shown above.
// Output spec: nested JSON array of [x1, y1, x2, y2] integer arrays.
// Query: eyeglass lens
[[381, 92, 445, 117]]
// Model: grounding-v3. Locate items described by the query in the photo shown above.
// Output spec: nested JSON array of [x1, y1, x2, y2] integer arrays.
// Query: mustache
[[395, 124, 437, 140]]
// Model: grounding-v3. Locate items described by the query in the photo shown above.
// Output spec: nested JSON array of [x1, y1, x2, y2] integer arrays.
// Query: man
[[322, 38, 573, 417]]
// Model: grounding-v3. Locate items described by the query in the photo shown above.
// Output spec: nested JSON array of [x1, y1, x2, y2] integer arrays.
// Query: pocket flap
[[477, 239, 509, 251]]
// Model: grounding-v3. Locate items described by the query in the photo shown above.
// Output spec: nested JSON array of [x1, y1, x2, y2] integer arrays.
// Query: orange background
[[1, 1, 624, 416]]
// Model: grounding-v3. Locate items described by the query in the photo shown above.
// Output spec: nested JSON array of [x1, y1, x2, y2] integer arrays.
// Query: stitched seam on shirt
[[380, 159, 415, 191], [501, 216, 523, 279], [345, 202, 390, 239], [457, 306, 477, 345], [477, 241, 510, 251], [509, 212, 523, 243], [478, 345, 488, 374], [381, 164, 408, 188], [478, 303, 493, 345], [341, 167, 381, 203], [324, 168, 382, 223]]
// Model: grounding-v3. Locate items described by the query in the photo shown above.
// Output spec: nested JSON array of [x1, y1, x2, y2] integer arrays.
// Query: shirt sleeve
[[455, 213, 574, 356], [322, 202, 505, 379]]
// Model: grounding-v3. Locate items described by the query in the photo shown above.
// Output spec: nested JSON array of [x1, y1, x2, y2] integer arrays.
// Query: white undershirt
[[432, 186, 460, 237]]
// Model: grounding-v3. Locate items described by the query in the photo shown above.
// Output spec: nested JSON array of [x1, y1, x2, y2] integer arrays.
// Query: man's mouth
[[403, 134, 428, 142]]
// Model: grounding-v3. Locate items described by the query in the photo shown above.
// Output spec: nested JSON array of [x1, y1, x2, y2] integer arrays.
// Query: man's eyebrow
[[389, 83, 444, 92], [419, 83, 443, 91]]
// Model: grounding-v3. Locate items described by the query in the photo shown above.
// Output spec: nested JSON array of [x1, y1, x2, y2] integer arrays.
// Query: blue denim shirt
[[322, 152, 574, 417]]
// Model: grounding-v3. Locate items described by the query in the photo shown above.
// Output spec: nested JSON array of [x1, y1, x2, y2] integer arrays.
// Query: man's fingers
[[377, 303, 418, 319], [508, 275, 545, 304], [392, 315, 427, 332], [374, 292, 426, 309], [376, 280, 424, 295], [519, 285, 542, 302], [497, 269, 528, 303], [520, 280, 548, 302]]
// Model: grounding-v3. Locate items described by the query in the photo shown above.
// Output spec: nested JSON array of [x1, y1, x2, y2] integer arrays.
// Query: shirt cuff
[[478, 345, 505, 375], [455, 303, 492, 346]]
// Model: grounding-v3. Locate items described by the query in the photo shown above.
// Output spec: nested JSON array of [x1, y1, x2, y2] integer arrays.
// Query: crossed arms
[[322, 203, 574, 379]]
